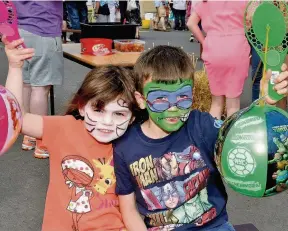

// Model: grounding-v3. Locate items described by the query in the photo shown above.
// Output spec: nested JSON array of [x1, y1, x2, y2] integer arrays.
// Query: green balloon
[[215, 105, 288, 197]]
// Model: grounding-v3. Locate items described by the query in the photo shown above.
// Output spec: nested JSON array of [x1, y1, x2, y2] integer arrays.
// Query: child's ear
[[129, 116, 135, 125], [78, 106, 85, 117], [134, 91, 146, 109]]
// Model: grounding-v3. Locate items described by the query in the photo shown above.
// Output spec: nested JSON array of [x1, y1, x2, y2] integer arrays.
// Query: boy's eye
[[177, 95, 189, 100], [154, 97, 168, 101]]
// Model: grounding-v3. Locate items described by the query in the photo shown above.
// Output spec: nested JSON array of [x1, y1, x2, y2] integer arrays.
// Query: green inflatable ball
[[215, 104, 288, 197]]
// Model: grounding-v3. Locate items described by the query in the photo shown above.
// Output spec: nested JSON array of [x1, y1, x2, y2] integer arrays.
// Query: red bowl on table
[[80, 38, 113, 56]]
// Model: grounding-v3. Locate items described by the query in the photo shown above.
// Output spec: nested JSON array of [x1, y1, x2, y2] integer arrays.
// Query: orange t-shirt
[[41, 115, 125, 231]]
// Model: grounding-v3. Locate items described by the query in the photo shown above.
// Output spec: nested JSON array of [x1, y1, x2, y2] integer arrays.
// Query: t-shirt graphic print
[[61, 155, 116, 230], [130, 145, 216, 230]]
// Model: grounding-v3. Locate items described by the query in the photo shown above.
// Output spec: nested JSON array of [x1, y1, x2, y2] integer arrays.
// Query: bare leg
[[160, 17, 166, 30], [277, 97, 287, 110], [23, 83, 32, 113], [135, 27, 140, 39], [22, 83, 35, 150], [226, 97, 241, 118], [210, 95, 225, 119], [30, 86, 51, 116]]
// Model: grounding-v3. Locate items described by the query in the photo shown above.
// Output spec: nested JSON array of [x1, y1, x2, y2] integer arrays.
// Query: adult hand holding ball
[[0, 86, 22, 155]]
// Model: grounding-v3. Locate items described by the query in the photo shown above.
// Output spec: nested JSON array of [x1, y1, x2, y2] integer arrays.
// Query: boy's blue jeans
[[207, 222, 235, 231], [251, 46, 263, 102]]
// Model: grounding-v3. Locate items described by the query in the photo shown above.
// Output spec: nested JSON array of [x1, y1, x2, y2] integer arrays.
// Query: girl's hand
[[2, 36, 34, 69], [263, 63, 288, 105]]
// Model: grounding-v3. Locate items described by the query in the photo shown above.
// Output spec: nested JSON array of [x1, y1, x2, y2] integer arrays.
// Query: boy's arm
[[119, 193, 148, 231], [113, 147, 148, 231], [187, 12, 205, 44], [4, 38, 43, 139]]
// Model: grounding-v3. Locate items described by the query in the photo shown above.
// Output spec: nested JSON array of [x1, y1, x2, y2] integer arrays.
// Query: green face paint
[[144, 79, 193, 132]]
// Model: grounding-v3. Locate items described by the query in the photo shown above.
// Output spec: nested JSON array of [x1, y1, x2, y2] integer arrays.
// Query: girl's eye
[[115, 112, 125, 117], [94, 109, 103, 113]]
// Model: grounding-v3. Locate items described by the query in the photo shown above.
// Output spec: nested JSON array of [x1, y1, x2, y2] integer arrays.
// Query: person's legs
[[66, 2, 81, 29], [97, 14, 109, 23], [119, 0, 127, 23], [250, 45, 263, 101], [19, 30, 63, 158], [66, 2, 81, 42], [226, 97, 241, 118], [78, 2, 88, 24], [30, 86, 51, 116], [210, 95, 225, 119], [22, 83, 36, 150], [179, 10, 186, 30], [160, 16, 166, 30], [173, 8, 180, 30], [108, 5, 116, 22]]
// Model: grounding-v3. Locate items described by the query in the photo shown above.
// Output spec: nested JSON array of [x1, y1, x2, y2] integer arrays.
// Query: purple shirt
[[13, 1, 63, 37]]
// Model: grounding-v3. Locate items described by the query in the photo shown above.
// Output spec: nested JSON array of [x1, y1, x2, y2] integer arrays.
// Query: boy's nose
[[167, 106, 178, 112]]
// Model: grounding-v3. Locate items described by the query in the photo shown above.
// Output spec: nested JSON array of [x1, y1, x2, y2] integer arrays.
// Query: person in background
[[66, 1, 88, 42], [188, 1, 250, 118], [95, 0, 110, 23], [173, 0, 186, 30], [126, 0, 142, 39], [108, 1, 119, 23], [154, 0, 168, 31], [13, 0, 64, 159], [119, 0, 128, 24], [250, 46, 263, 102]]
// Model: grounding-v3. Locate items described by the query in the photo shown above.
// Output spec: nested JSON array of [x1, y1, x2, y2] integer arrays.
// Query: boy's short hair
[[134, 45, 194, 93]]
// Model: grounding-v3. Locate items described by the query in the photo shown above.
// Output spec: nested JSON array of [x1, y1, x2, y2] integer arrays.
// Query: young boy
[[113, 45, 288, 231]]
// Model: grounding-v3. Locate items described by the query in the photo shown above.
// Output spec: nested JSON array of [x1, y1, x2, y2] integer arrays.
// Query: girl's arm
[[119, 193, 148, 231], [187, 12, 205, 44], [4, 37, 44, 139]]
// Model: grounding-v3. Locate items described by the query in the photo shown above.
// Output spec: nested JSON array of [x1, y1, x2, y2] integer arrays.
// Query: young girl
[[187, 1, 250, 118], [4, 37, 137, 231]]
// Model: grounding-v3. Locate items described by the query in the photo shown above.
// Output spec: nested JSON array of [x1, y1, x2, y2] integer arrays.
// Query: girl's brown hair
[[66, 66, 137, 119]]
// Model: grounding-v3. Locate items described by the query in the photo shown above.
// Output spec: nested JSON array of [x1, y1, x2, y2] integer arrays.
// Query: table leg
[[50, 86, 55, 115]]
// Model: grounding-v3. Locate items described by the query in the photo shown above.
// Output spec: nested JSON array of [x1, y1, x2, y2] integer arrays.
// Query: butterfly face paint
[[83, 99, 132, 143], [144, 79, 193, 132]]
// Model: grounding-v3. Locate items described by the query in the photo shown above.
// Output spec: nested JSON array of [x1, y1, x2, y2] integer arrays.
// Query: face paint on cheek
[[149, 108, 191, 132], [116, 118, 131, 137], [85, 112, 97, 133], [144, 80, 193, 132], [83, 99, 133, 143]]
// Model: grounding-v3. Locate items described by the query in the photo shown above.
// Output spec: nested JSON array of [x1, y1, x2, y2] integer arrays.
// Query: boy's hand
[[2, 36, 34, 69], [263, 63, 288, 105]]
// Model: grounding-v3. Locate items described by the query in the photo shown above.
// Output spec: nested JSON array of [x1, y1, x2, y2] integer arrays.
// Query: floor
[[0, 30, 287, 231]]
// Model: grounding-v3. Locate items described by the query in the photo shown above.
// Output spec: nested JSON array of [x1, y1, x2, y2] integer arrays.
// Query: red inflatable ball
[[0, 86, 22, 155]]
